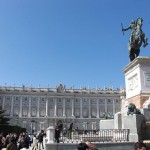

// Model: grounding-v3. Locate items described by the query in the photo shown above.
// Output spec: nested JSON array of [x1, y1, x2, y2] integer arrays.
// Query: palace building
[[0, 83, 125, 133]]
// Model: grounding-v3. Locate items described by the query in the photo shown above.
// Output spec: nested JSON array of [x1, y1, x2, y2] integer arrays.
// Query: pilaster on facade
[[80, 98, 83, 118], [54, 99, 57, 117], [45, 98, 48, 117], [88, 99, 91, 118], [105, 99, 107, 112], [19, 97, 22, 117], [2, 96, 5, 110], [37, 97, 40, 117], [63, 98, 66, 117], [113, 99, 115, 115], [10, 96, 14, 117], [96, 99, 100, 118], [28, 97, 31, 117], [71, 99, 74, 117]]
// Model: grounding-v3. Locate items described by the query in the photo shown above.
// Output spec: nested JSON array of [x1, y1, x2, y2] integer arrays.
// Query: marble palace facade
[[0, 84, 125, 133]]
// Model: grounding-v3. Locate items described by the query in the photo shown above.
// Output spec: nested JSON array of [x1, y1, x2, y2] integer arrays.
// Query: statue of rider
[[122, 17, 148, 62], [122, 19, 136, 44]]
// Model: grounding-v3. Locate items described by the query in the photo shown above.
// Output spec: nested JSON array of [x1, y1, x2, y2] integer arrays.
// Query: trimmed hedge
[[0, 124, 26, 136]]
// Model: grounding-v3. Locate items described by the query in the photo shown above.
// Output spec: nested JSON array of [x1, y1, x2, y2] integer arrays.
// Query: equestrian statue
[[122, 17, 148, 62]]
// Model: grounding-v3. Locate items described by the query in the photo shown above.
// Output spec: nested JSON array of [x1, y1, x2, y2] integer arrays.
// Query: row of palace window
[[3, 104, 120, 118]]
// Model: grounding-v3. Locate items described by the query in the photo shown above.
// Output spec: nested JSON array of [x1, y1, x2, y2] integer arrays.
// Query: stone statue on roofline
[[122, 17, 148, 62]]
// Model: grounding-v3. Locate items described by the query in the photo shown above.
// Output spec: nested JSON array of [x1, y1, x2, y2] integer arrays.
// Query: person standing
[[32, 135, 38, 150], [37, 130, 44, 150], [18, 134, 29, 150], [6, 137, 17, 150], [54, 126, 60, 143], [134, 142, 147, 150], [0, 135, 5, 150]]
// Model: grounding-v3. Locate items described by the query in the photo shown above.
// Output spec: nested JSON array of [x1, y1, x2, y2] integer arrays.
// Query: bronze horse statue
[[122, 17, 148, 62]]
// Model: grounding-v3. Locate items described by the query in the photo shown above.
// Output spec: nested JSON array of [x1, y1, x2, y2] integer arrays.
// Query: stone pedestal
[[46, 126, 55, 143], [123, 114, 144, 142], [122, 57, 150, 108], [114, 112, 122, 129]]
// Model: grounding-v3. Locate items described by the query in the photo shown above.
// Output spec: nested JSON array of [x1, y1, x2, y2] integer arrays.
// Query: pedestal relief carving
[[128, 74, 138, 92]]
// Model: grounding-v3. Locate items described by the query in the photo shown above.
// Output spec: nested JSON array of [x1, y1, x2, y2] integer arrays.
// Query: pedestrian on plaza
[[134, 141, 147, 150], [32, 135, 38, 150], [85, 141, 98, 150], [5, 133, 12, 147], [37, 130, 44, 150], [6, 137, 17, 150], [54, 126, 60, 143], [18, 134, 29, 150], [0, 134, 5, 150], [77, 142, 88, 150]]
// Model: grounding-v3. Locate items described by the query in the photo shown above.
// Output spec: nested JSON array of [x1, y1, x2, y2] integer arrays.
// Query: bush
[[0, 124, 26, 136]]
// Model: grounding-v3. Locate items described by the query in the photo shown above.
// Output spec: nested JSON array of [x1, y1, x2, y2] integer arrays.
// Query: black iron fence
[[59, 129, 129, 143]]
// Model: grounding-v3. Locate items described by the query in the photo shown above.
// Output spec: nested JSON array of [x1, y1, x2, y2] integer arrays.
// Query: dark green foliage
[[0, 110, 10, 125], [0, 124, 26, 136], [0, 109, 26, 136]]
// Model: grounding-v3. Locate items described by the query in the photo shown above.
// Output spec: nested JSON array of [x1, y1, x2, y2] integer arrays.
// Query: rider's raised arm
[[122, 26, 131, 32]]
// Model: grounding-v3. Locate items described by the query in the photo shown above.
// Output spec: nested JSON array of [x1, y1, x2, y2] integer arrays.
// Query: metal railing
[[59, 129, 129, 143]]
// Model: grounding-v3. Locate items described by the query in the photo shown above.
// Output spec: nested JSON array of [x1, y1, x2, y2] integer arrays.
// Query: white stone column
[[46, 98, 48, 117], [113, 99, 115, 115], [105, 99, 107, 112], [63, 98, 66, 117], [37, 97, 40, 117], [80, 99, 83, 118], [89, 99, 91, 118], [54, 99, 57, 117], [97, 99, 100, 118], [19, 97, 23, 117], [2, 96, 5, 110], [28, 97, 31, 117], [71, 99, 74, 117], [10, 96, 14, 117]]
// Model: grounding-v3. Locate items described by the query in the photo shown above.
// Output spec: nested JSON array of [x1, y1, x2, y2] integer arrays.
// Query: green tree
[[0, 110, 10, 125]]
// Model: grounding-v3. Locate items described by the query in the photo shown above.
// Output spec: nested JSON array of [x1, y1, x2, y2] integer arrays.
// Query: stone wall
[[45, 142, 135, 150]]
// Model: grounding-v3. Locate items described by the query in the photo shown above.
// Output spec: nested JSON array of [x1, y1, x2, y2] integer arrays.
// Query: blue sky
[[0, 0, 150, 89]]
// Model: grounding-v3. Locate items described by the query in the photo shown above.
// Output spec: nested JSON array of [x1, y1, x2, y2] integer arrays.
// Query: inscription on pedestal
[[144, 72, 150, 87]]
